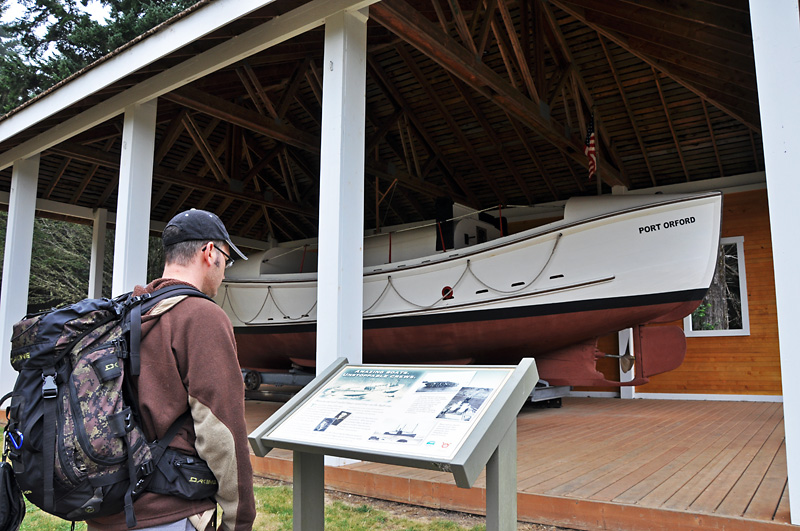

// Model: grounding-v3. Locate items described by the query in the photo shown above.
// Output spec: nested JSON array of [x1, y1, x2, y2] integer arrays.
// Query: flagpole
[[595, 112, 601, 195]]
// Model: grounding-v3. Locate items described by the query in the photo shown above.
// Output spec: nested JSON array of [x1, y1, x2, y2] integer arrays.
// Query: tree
[[0, 0, 196, 114], [691, 242, 743, 331], [0, 1, 184, 308], [0, 212, 167, 312]]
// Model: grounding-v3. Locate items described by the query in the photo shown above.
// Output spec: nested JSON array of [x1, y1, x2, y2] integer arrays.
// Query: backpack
[[2, 285, 218, 528]]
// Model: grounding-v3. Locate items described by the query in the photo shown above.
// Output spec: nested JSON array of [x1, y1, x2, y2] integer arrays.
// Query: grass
[[20, 485, 486, 531]]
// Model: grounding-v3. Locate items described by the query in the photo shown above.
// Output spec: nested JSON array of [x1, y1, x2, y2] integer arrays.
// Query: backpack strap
[[41, 367, 58, 512], [128, 285, 212, 376], [122, 285, 212, 526], [125, 411, 192, 526]]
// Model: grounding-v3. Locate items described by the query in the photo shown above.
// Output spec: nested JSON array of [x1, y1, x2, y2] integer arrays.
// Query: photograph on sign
[[266, 365, 514, 460]]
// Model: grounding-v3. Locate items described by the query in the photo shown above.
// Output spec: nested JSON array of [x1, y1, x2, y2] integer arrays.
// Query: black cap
[[163, 209, 247, 261]]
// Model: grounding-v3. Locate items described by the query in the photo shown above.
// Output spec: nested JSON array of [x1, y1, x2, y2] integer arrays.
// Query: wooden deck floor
[[246, 397, 793, 530]]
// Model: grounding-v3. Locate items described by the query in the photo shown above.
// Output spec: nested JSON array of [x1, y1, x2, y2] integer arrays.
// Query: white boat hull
[[218, 192, 722, 386]]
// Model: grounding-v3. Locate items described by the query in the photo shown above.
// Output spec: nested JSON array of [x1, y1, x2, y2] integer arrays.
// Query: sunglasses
[[202, 244, 234, 268]]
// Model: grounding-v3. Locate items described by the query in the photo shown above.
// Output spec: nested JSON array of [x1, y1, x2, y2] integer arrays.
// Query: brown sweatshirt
[[88, 279, 256, 531]]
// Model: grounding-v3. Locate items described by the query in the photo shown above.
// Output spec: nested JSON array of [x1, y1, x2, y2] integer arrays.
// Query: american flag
[[584, 114, 597, 179]]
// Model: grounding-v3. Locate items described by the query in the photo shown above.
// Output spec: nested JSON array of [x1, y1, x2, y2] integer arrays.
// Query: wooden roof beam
[[227, 201, 252, 229], [241, 133, 307, 210], [69, 137, 115, 203], [165, 187, 196, 221], [163, 87, 320, 153], [652, 68, 690, 182], [305, 60, 323, 106], [371, 0, 627, 187], [151, 181, 172, 211], [599, 36, 656, 186], [496, 0, 539, 102], [277, 57, 313, 119], [366, 54, 481, 206], [366, 108, 404, 154], [450, 75, 534, 204], [47, 142, 318, 218], [547, 0, 760, 131], [396, 43, 507, 205], [472, 0, 497, 57], [175, 117, 220, 173], [195, 192, 214, 211], [236, 62, 279, 118], [506, 114, 560, 201], [182, 112, 230, 183], [540, 4, 627, 178], [575, 0, 754, 51], [445, 0, 477, 53], [42, 157, 71, 200], [154, 109, 188, 166], [490, 16, 522, 89]]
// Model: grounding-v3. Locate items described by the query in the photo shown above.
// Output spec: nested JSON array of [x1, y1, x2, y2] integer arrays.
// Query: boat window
[[684, 236, 750, 337]]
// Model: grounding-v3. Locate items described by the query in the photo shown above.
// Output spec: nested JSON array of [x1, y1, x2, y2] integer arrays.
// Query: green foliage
[[0, 0, 197, 114], [0, 211, 166, 311], [691, 302, 718, 331]]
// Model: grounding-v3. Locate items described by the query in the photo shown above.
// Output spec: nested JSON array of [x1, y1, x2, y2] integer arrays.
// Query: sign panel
[[266, 365, 514, 461]]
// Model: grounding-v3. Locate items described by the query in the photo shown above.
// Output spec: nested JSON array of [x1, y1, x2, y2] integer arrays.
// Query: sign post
[[249, 357, 538, 531]]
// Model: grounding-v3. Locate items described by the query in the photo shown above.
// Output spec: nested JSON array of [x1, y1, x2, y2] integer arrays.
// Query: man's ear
[[201, 241, 215, 266]]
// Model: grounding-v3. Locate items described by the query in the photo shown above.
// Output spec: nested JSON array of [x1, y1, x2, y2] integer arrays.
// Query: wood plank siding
[[642, 189, 780, 395]]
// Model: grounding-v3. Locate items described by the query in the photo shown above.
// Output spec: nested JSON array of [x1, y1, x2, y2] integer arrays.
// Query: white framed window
[[684, 236, 750, 337]]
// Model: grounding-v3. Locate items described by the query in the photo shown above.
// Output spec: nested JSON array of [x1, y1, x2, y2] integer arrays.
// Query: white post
[[0, 155, 40, 395], [618, 328, 635, 399], [315, 8, 368, 372], [112, 100, 157, 297], [88, 208, 108, 298], [749, 0, 800, 524]]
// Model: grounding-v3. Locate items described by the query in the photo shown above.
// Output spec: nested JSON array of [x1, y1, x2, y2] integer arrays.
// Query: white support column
[[0, 155, 40, 395], [315, 8, 368, 373], [618, 328, 635, 399], [88, 208, 108, 298], [112, 100, 157, 297], [749, 0, 800, 524]]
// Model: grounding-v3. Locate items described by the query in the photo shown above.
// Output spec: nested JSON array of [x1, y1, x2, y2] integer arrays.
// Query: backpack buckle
[[129, 293, 151, 305], [114, 338, 129, 359], [139, 460, 154, 476], [41, 373, 57, 399]]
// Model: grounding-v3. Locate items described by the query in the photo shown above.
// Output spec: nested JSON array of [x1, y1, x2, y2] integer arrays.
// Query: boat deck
[[246, 397, 792, 530]]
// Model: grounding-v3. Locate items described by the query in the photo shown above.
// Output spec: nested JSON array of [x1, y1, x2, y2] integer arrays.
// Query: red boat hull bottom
[[234, 297, 699, 387]]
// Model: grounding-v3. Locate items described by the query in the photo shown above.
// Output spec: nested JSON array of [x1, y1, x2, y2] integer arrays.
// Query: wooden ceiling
[[0, 0, 761, 243]]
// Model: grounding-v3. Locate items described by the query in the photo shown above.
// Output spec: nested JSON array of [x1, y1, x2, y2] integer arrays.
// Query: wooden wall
[[640, 189, 781, 396]]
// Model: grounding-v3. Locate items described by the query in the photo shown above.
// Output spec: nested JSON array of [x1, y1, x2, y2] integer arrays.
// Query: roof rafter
[[547, 0, 760, 131], [47, 141, 318, 218], [396, 43, 507, 205], [370, 0, 627, 188]]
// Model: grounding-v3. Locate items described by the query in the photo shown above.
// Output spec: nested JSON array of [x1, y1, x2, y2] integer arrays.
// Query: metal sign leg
[[485, 420, 517, 531], [293, 452, 325, 531]]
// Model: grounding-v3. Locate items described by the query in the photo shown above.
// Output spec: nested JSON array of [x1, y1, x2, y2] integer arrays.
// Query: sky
[[2, 0, 111, 24]]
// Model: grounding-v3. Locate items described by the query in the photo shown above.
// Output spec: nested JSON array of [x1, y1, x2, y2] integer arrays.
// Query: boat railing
[[262, 204, 509, 273]]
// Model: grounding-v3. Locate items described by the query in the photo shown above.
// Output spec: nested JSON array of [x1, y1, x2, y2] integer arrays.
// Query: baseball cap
[[163, 209, 248, 261]]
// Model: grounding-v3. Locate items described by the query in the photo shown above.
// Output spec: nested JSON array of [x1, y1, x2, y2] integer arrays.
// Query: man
[[88, 209, 256, 531]]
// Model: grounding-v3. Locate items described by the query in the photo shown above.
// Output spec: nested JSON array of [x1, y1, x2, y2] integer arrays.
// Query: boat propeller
[[603, 353, 636, 373]]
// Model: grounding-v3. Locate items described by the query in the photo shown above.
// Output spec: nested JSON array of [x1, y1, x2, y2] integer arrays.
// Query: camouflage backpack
[[2, 285, 216, 528]]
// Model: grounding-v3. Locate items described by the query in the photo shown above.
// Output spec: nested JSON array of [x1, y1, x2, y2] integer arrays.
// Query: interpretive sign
[[249, 358, 538, 531], [265, 365, 514, 462]]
